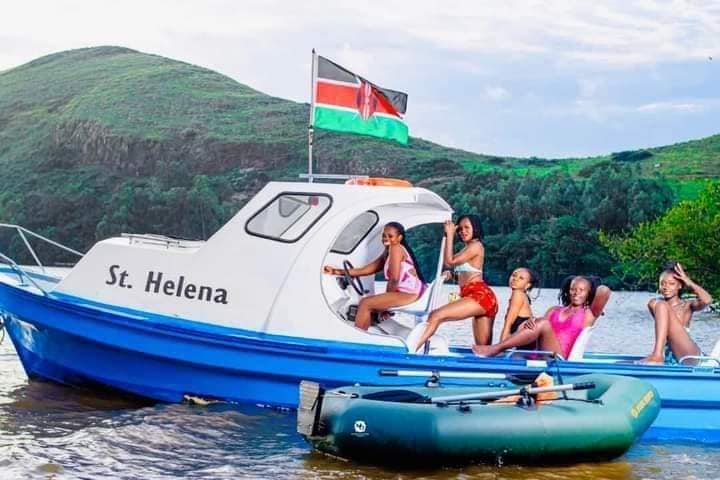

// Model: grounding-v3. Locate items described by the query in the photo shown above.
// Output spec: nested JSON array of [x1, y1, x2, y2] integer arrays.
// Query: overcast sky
[[2, 0, 718, 158]]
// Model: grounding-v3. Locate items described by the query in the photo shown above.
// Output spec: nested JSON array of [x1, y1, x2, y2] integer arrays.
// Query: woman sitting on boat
[[640, 262, 713, 365], [323, 222, 425, 330], [499, 267, 541, 350], [413, 215, 498, 352], [473, 275, 611, 359]]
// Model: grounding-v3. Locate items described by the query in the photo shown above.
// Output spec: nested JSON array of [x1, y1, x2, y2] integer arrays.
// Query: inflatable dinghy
[[298, 373, 659, 465]]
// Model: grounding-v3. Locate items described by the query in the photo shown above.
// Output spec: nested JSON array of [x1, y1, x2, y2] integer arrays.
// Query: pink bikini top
[[548, 306, 587, 358], [383, 246, 423, 296]]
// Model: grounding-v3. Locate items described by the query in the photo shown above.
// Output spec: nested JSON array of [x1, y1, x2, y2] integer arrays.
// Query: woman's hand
[[441, 270, 454, 281], [522, 317, 537, 331], [674, 262, 692, 284], [444, 220, 456, 237], [323, 265, 339, 275]]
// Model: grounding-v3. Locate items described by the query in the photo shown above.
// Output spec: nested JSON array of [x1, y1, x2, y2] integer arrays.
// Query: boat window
[[245, 193, 332, 243], [330, 211, 379, 254]]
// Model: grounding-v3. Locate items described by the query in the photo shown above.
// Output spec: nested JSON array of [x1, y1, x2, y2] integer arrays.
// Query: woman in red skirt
[[412, 214, 498, 352]]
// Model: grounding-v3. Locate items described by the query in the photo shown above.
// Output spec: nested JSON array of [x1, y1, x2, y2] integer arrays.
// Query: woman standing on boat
[[413, 215, 498, 352], [472, 275, 610, 358], [324, 222, 425, 330]]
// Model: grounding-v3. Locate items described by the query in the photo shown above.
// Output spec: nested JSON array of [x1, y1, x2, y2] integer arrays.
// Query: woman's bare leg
[[413, 298, 484, 352], [355, 292, 417, 330], [472, 316, 494, 346], [473, 319, 560, 356], [668, 320, 702, 363]]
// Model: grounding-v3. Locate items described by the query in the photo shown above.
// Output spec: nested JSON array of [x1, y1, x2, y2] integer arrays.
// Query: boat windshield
[[246, 193, 332, 242], [330, 211, 379, 254]]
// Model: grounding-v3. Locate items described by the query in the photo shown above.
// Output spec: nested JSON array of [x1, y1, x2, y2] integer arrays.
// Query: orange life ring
[[345, 177, 413, 188]]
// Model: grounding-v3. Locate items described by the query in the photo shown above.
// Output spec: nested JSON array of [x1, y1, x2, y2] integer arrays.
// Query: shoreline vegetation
[[0, 46, 718, 298]]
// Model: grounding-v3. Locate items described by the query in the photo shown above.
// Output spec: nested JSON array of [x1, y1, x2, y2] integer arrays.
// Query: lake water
[[1, 288, 719, 479]]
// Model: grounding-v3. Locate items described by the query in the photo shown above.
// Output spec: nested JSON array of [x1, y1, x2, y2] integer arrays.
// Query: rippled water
[[1, 288, 719, 479]]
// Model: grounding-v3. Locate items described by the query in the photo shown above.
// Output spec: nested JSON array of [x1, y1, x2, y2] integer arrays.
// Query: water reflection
[[0, 289, 719, 479]]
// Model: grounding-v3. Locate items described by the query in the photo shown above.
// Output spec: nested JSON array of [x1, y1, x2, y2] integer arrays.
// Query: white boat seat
[[686, 338, 720, 367], [404, 322, 451, 356], [567, 325, 597, 361]]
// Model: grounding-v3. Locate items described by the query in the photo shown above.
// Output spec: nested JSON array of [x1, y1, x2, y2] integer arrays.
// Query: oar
[[429, 381, 596, 404], [379, 369, 508, 380]]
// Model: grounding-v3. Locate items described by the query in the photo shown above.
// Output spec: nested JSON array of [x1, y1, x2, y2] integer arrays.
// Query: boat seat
[[679, 338, 720, 367], [404, 322, 451, 356], [385, 237, 447, 326], [567, 326, 597, 361]]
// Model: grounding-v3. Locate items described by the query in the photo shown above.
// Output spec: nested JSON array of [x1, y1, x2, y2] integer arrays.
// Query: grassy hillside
[[0, 46, 716, 285]]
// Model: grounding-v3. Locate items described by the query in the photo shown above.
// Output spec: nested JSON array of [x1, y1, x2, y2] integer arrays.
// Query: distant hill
[[0, 46, 716, 284]]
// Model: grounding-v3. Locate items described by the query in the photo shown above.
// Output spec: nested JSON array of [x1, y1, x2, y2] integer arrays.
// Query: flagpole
[[308, 49, 317, 183]]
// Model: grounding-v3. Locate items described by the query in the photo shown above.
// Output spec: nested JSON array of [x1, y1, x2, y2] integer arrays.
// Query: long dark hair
[[558, 275, 600, 306], [384, 222, 426, 283], [521, 267, 541, 303], [456, 214, 484, 241]]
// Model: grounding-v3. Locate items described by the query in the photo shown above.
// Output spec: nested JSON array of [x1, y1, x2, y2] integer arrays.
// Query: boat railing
[[0, 251, 51, 295], [121, 233, 203, 249], [0, 224, 84, 295]]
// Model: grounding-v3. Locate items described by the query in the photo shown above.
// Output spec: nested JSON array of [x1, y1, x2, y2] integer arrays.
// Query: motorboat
[[0, 178, 718, 442]]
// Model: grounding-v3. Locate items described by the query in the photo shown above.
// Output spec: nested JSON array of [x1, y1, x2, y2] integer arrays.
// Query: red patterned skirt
[[460, 280, 498, 319]]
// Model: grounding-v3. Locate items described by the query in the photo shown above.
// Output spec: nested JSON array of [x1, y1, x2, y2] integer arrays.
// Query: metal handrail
[[0, 251, 49, 295], [0, 223, 84, 273], [121, 233, 204, 249], [0, 224, 84, 296]]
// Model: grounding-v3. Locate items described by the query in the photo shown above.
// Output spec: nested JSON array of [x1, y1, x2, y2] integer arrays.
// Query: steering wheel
[[342, 260, 365, 296]]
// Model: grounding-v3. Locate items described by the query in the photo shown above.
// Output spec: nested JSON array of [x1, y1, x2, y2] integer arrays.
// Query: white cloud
[[3, 0, 719, 73], [637, 101, 705, 113], [480, 86, 510, 102], [0, 0, 718, 157]]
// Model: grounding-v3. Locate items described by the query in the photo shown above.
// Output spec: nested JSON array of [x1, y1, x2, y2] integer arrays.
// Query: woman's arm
[[501, 290, 526, 341], [687, 280, 713, 312], [323, 254, 385, 277], [674, 264, 713, 311], [586, 285, 612, 326], [442, 221, 456, 267], [523, 306, 555, 331]]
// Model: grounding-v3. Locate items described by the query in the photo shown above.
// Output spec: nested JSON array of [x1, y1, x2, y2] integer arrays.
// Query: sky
[[2, 0, 719, 158]]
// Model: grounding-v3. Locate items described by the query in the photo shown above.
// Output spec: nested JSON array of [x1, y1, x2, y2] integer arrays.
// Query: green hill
[[0, 46, 717, 286]]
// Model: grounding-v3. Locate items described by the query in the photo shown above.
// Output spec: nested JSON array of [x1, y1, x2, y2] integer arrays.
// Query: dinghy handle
[[429, 381, 596, 404], [378, 369, 508, 380]]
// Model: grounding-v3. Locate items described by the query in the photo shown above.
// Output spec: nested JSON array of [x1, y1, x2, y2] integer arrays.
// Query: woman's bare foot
[[637, 354, 665, 364], [472, 345, 497, 357]]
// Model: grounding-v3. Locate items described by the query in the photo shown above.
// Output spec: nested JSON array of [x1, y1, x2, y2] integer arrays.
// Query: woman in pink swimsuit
[[324, 222, 425, 330], [473, 275, 611, 358]]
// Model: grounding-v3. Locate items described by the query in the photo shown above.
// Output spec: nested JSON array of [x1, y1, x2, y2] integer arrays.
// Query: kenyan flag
[[312, 55, 409, 144]]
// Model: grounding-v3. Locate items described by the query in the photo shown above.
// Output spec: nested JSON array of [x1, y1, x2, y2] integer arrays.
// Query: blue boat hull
[[1, 281, 719, 442]]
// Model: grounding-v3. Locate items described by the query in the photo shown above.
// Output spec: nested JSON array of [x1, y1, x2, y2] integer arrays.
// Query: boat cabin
[[48, 180, 452, 350]]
